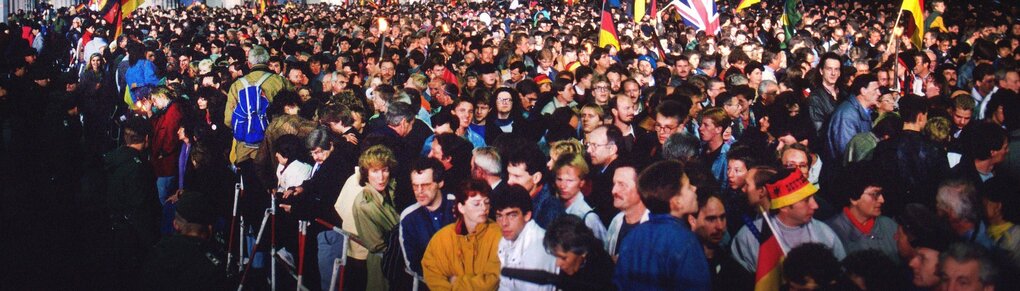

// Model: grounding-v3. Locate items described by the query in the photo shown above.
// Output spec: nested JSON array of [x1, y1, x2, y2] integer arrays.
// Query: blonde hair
[[358, 145, 397, 186], [549, 138, 584, 161], [552, 152, 590, 179]]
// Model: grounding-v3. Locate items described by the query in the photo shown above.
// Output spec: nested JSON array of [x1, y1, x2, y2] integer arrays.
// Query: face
[[742, 169, 766, 206], [707, 82, 726, 99], [593, 81, 611, 104], [851, 186, 885, 218], [555, 166, 584, 203], [411, 169, 442, 208], [976, 75, 996, 94], [727, 160, 749, 190], [941, 259, 990, 291], [495, 92, 513, 114], [722, 96, 744, 119], [288, 69, 307, 86], [495, 207, 531, 241], [672, 174, 699, 216], [859, 81, 881, 107], [781, 196, 818, 225], [310, 146, 333, 164], [909, 248, 942, 288], [699, 118, 722, 142], [453, 102, 474, 130], [613, 99, 636, 124], [580, 108, 602, 133], [690, 197, 727, 245], [623, 82, 641, 101], [822, 58, 842, 86], [367, 166, 391, 192], [782, 149, 811, 177], [611, 167, 640, 210], [90, 56, 101, 70], [458, 194, 491, 226], [552, 247, 585, 276], [507, 163, 540, 194], [607, 72, 622, 92], [878, 93, 896, 113], [652, 114, 683, 145], [586, 128, 616, 166], [953, 108, 972, 129], [674, 60, 691, 78]]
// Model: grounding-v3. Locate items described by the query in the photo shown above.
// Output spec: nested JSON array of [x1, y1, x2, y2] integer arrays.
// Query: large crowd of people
[[1, 0, 1019, 290]]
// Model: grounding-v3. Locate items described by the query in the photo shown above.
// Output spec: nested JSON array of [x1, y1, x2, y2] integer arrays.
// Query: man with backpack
[[223, 45, 292, 167]]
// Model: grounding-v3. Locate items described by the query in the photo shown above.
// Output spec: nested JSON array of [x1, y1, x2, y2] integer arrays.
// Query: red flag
[[598, 0, 620, 50]]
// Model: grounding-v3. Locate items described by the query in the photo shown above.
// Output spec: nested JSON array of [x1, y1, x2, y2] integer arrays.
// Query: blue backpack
[[231, 73, 274, 144]]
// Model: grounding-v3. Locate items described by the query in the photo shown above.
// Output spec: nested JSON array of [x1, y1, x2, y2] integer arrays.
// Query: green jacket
[[223, 66, 292, 128], [103, 146, 161, 247], [353, 181, 400, 253]]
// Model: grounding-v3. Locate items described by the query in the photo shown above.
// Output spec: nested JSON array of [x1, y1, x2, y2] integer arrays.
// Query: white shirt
[[276, 161, 312, 192], [498, 220, 558, 291], [605, 209, 650, 256], [564, 194, 608, 244], [973, 86, 999, 120]]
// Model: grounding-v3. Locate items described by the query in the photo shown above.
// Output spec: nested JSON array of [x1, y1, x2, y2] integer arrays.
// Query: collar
[[843, 207, 875, 234]]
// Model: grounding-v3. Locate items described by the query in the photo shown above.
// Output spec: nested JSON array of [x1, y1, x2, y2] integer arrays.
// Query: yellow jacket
[[422, 220, 502, 291]]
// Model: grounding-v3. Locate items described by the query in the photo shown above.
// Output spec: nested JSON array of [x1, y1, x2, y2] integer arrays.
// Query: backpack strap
[[253, 72, 273, 88], [239, 76, 251, 88]]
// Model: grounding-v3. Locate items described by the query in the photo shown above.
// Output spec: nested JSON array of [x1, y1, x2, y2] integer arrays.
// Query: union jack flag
[[668, 0, 721, 35]]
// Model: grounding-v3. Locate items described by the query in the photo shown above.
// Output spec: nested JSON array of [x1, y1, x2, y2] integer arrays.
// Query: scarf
[[988, 222, 1015, 242], [844, 207, 875, 235]]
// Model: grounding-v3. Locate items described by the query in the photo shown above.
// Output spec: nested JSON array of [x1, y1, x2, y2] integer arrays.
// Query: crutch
[[226, 182, 242, 272], [296, 220, 309, 291], [237, 208, 272, 291]]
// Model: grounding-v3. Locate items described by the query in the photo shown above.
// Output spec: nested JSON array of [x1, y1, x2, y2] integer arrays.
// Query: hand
[[283, 186, 303, 199], [344, 133, 359, 145], [449, 276, 457, 284], [166, 189, 183, 204], [279, 204, 292, 213]]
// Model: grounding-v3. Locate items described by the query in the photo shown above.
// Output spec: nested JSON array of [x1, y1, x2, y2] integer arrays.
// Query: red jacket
[[151, 102, 183, 177]]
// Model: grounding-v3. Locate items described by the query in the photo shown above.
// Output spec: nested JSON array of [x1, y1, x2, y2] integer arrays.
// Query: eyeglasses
[[497, 98, 513, 104], [594, 86, 610, 91], [654, 123, 679, 132], [585, 142, 613, 149]]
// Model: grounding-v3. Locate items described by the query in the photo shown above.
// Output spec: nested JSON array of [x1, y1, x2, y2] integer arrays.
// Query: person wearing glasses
[[825, 170, 901, 263], [590, 75, 613, 107]]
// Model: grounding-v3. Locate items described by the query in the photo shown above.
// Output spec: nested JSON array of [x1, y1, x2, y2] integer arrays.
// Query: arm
[[808, 94, 826, 131], [451, 242, 501, 291], [422, 233, 454, 291]]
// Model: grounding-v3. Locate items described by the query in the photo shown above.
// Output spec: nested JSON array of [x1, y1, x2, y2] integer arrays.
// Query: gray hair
[[384, 102, 415, 126], [938, 243, 998, 287], [936, 179, 979, 223], [726, 73, 749, 87], [305, 127, 332, 151], [472, 147, 502, 175], [662, 133, 700, 163], [247, 46, 270, 66], [699, 59, 717, 71], [758, 80, 778, 95]]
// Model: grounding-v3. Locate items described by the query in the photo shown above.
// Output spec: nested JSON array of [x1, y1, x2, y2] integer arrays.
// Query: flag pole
[[759, 206, 789, 254], [889, 6, 904, 92]]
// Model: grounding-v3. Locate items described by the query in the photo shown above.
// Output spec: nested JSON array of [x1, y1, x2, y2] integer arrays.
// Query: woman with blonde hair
[[353, 144, 400, 290]]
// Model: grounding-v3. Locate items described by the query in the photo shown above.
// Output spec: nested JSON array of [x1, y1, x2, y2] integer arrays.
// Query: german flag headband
[[766, 170, 818, 210]]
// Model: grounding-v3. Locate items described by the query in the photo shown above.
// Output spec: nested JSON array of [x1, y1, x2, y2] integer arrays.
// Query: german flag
[[599, 0, 620, 50], [754, 234, 784, 291], [899, 0, 925, 49]]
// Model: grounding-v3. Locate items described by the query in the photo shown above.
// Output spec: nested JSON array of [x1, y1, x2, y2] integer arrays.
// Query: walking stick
[[296, 220, 308, 291], [226, 182, 241, 272], [237, 208, 272, 291], [271, 192, 278, 291], [238, 216, 246, 272]]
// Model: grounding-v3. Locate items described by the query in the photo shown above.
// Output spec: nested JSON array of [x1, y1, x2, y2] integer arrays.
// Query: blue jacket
[[532, 183, 564, 229], [399, 194, 456, 277], [709, 142, 731, 190], [614, 214, 710, 290], [826, 96, 872, 160]]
